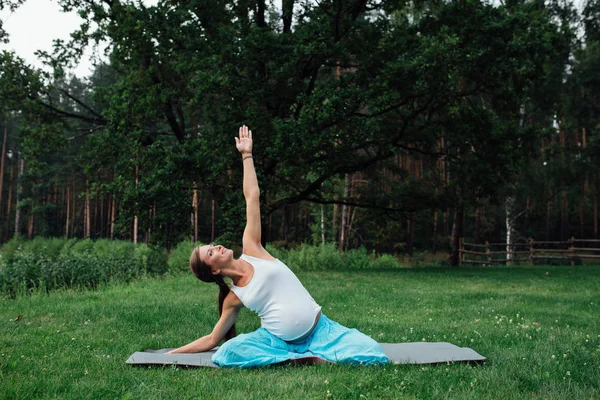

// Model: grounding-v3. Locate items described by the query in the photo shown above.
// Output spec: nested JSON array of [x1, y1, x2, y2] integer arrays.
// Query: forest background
[[1, 0, 599, 266]]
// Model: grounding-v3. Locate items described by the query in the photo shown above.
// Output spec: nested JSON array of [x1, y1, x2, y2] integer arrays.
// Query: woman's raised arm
[[236, 126, 272, 259]]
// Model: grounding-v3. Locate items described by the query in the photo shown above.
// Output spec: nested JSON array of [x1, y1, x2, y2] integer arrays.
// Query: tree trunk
[[406, 212, 415, 256], [581, 127, 587, 238], [14, 158, 24, 236], [146, 205, 153, 243], [559, 120, 568, 241], [70, 183, 75, 237], [133, 165, 139, 243], [5, 156, 14, 240], [282, 0, 294, 33], [0, 120, 7, 217], [110, 196, 116, 239], [211, 198, 216, 242], [332, 203, 338, 244], [561, 195, 569, 241], [28, 202, 34, 239], [85, 188, 91, 238], [339, 174, 350, 250], [432, 208, 438, 254], [579, 194, 584, 238], [505, 196, 515, 265], [65, 185, 70, 238], [99, 194, 104, 238], [474, 207, 481, 244], [449, 206, 464, 266], [268, 213, 272, 242], [193, 183, 199, 242], [524, 196, 530, 232], [595, 184, 598, 239], [546, 188, 553, 240], [93, 193, 98, 238], [281, 205, 289, 242], [320, 204, 325, 245]]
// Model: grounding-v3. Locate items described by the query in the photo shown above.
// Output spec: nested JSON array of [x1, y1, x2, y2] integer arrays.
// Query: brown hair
[[189, 246, 237, 341]]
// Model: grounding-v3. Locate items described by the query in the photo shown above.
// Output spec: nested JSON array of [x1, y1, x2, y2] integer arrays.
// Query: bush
[[25, 237, 69, 262], [52, 250, 105, 289], [280, 243, 405, 270], [0, 239, 409, 296], [343, 247, 372, 269], [0, 238, 170, 296], [265, 243, 288, 261], [0, 235, 26, 264], [168, 241, 203, 274], [285, 243, 345, 270], [136, 244, 168, 275], [372, 254, 402, 269]]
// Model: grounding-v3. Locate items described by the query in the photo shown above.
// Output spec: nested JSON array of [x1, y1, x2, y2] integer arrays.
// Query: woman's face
[[198, 244, 234, 270]]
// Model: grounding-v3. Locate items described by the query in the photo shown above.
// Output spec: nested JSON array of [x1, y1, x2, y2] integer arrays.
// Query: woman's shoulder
[[241, 245, 277, 262], [241, 253, 278, 263]]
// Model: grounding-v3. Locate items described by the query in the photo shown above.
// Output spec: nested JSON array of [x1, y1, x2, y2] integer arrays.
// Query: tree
[[0, 0, 581, 251]]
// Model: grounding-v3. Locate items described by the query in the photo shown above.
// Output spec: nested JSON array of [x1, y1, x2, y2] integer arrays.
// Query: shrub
[[265, 243, 288, 262], [0, 238, 170, 296], [372, 254, 402, 269], [52, 250, 105, 289], [285, 243, 345, 270], [99, 240, 141, 282], [343, 247, 372, 269], [0, 235, 26, 264], [282, 244, 405, 270], [136, 244, 168, 275], [24, 237, 69, 262], [168, 241, 202, 274]]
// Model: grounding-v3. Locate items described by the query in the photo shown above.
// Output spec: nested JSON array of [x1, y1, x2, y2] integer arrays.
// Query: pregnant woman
[[168, 126, 388, 368]]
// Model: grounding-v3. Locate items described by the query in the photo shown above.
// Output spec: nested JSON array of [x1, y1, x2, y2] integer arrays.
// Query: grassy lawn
[[1, 265, 599, 399]]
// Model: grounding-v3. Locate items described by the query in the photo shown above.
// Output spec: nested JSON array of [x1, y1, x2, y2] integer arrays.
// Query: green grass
[[1, 265, 599, 399]]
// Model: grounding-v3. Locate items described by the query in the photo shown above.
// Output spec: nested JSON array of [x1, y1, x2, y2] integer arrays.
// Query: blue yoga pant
[[212, 314, 388, 368]]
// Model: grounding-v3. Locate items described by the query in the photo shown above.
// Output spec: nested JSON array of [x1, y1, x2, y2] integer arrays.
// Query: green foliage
[[282, 243, 344, 271], [0, 235, 27, 263], [277, 243, 403, 271], [343, 247, 372, 269], [136, 244, 169, 275], [372, 253, 403, 269], [167, 240, 203, 275], [264, 243, 288, 262], [0, 238, 168, 296], [1, 0, 582, 251]]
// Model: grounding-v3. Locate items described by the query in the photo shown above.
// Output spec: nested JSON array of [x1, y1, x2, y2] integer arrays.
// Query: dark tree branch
[[303, 196, 413, 213], [33, 97, 108, 126], [58, 89, 104, 120]]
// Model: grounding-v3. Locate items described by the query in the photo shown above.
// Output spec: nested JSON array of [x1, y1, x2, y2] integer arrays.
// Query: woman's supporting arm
[[167, 294, 242, 354]]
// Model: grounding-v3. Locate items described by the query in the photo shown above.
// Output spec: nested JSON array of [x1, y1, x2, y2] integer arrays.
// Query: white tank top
[[231, 254, 322, 341]]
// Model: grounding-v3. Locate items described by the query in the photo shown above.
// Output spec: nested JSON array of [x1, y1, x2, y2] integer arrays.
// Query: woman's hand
[[235, 125, 253, 155]]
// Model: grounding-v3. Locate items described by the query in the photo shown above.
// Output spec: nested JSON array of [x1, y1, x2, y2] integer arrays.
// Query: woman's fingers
[[238, 125, 252, 139]]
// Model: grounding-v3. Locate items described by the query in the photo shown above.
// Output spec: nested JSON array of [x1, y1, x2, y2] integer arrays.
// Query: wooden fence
[[459, 237, 600, 266]]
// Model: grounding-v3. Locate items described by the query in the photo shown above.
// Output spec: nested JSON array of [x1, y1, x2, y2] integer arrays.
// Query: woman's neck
[[222, 258, 252, 286]]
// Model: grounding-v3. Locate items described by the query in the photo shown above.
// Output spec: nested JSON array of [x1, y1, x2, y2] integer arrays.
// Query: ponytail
[[189, 247, 237, 341]]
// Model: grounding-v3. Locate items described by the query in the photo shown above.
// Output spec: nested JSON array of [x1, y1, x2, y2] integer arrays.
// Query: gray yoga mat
[[126, 342, 485, 367]]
